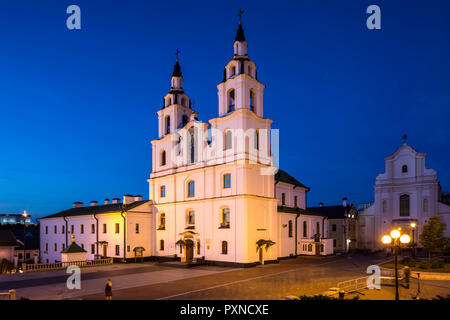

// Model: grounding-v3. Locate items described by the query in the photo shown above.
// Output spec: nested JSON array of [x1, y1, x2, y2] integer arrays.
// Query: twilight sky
[[0, 0, 449, 220]]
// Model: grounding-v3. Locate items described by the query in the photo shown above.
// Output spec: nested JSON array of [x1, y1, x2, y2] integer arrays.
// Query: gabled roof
[[0, 230, 18, 247], [61, 242, 86, 254], [39, 200, 150, 220], [307, 205, 356, 219], [275, 169, 310, 190]]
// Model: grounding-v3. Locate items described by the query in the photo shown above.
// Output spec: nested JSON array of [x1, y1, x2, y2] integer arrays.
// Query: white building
[[358, 142, 450, 250], [39, 18, 333, 266], [39, 196, 152, 263]]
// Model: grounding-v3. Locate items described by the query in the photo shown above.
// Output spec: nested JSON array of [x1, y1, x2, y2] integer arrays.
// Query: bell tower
[[157, 50, 197, 139], [217, 11, 265, 118]]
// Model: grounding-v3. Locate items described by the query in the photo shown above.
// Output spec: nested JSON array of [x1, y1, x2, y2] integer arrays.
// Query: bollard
[[9, 290, 16, 300]]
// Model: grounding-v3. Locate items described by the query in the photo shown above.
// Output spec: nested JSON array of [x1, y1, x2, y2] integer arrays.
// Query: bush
[[431, 260, 445, 269], [407, 259, 416, 267], [418, 261, 431, 269], [1, 259, 14, 274]]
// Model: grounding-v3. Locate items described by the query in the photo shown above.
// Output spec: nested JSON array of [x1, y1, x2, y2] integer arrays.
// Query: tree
[[419, 215, 450, 263]]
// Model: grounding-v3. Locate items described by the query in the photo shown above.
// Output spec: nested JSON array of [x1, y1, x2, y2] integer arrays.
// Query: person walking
[[105, 279, 112, 300]]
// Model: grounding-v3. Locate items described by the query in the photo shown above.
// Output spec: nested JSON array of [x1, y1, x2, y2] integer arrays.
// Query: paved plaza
[[0, 254, 449, 300]]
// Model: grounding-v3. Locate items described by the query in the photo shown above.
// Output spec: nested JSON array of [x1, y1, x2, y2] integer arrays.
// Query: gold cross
[[175, 49, 180, 61]]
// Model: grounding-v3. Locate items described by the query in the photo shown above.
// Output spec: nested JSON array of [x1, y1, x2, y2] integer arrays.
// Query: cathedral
[[358, 141, 450, 251], [39, 18, 333, 266]]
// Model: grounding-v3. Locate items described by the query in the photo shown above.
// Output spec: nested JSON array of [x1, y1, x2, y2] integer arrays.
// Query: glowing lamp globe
[[410, 222, 416, 228], [400, 234, 411, 244], [381, 235, 392, 244], [390, 229, 401, 239]]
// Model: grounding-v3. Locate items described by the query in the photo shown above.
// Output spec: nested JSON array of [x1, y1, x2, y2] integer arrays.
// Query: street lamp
[[22, 210, 27, 266], [410, 222, 417, 259], [381, 228, 411, 300]]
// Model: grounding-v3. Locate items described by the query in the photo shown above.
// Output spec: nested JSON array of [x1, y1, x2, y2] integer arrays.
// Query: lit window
[[223, 174, 231, 188], [221, 241, 228, 254], [188, 211, 195, 225]]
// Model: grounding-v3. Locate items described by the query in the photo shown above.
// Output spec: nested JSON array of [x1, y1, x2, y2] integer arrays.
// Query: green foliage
[[0, 258, 13, 274], [419, 215, 450, 260]]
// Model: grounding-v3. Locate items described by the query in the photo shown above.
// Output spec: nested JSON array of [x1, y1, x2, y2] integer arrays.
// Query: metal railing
[[337, 276, 369, 293], [23, 258, 113, 272], [0, 290, 16, 300]]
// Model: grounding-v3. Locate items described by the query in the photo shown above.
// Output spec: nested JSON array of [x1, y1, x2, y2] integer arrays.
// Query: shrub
[[0, 259, 13, 274], [407, 259, 416, 267], [431, 260, 445, 269], [418, 261, 431, 269]]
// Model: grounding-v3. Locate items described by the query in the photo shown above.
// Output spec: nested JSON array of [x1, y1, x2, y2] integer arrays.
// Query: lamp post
[[381, 229, 411, 300], [410, 222, 417, 259], [22, 210, 27, 265]]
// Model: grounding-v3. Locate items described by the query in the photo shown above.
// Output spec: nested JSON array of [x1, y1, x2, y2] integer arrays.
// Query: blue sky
[[0, 0, 449, 220]]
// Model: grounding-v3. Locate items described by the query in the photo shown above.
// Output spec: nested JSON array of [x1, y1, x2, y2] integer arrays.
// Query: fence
[[337, 276, 369, 293], [23, 258, 113, 272], [0, 290, 16, 300]]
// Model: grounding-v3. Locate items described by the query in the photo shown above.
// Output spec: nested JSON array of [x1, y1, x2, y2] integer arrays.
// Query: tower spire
[[172, 49, 182, 77], [235, 9, 246, 42]]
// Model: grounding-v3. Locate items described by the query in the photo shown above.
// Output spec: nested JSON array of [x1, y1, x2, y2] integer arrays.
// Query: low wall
[[380, 267, 450, 281]]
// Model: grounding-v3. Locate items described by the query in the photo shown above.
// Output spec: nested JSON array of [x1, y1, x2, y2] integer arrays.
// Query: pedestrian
[[105, 279, 112, 300]]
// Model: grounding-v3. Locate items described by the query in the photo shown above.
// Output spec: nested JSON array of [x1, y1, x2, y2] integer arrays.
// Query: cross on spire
[[237, 9, 244, 24], [402, 134, 408, 143], [175, 49, 180, 61]]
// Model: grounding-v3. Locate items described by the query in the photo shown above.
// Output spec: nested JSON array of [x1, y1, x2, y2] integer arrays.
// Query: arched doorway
[[185, 239, 194, 262]]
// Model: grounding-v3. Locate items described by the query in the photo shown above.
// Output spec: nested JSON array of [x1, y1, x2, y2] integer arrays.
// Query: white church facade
[[358, 142, 450, 251], [39, 19, 333, 266]]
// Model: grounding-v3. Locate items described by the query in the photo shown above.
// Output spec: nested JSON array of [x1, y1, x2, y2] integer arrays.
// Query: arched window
[[303, 221, 307, 238], [160, 186, 166, 198], [250, 90, 255, 112], [294, 196, 298, 208], [288, 220, 293, 238], [281, 193, 286, 205], [221, 241, 228, 254], [254, 129, 259, 150], [382, 200, 387, 213], [159, 213, 165, 229], [248, 65, 252, 76], [228, 89, 235, 113], [223, 173, 231, 188], [188, 127, 196, 163], [222, 208, 230, 227], [224, 130, 232, 150], [187, 211, 195, 225], [402, 165, 408, 173], [400, 194, 410, 216], [230, 66, 236, 77], [160, 239, 164, 251], [160, 150, 166, 166], [308, 244, 313, 252], [165, 97, 171, 107], [182, 115, 189, 127], [187, 180, 195, 197], [181, 97, 186, 107], [165, 116, 171, 134], [423, 198, 428, 212]]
